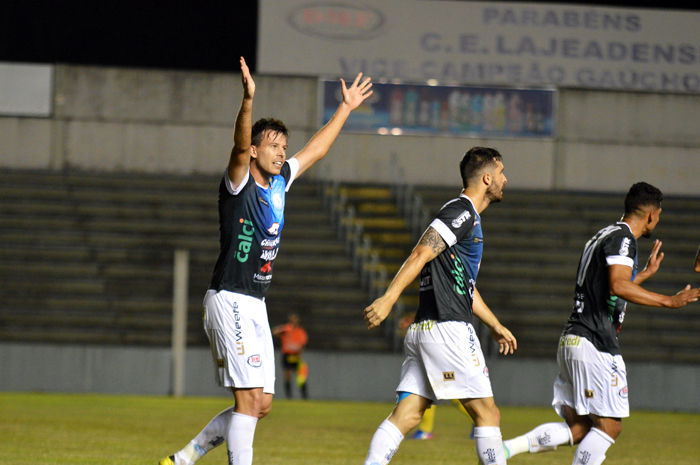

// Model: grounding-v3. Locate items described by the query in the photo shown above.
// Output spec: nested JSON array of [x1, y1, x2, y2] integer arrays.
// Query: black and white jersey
[[563, 222, 638, 355], [415, 194, 483, 325], [209, 159, 299, 298]]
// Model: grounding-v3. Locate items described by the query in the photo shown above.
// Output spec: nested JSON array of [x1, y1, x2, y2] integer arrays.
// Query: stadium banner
[[319, 80, 555, 138], [259, 0, 700, 94], [0, 63, 53, 117]]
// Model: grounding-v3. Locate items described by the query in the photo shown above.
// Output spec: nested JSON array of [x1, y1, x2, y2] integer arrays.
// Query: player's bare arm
[[364, 227, 444, 329], [471, 287, 517, 355], [293, 73, 373, 178], [227, 57, 255, 187], [609, 264, 700, 308], [634, 239, 664, 284], [694, 245, 700, 273]]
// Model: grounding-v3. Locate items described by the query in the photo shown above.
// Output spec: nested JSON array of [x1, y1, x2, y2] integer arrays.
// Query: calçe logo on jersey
[[236, 218, 255, 263]]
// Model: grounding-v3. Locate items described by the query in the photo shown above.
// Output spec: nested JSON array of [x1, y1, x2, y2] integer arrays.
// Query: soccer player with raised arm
[[503, 182, 700, 465], [159, 57, 372, 465], [362, 147, 517, 465]]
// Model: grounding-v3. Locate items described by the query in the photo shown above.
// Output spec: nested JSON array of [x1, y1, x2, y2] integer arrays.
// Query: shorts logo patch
[[483, 366, 489, 378], [584, 389, 594, 398], [247, 355, 262, 368], [443, 371, 455, 381], [619, 386, 628, 399], [216, 358, 225, 368]]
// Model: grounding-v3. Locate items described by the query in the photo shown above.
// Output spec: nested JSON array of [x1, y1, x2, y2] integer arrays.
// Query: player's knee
[[258, 403, 272, 419]]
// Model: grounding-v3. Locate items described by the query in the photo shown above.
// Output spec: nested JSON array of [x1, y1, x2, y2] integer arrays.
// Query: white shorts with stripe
[[553, 334, 629, 419], [396, 320, 493, 402], [203, 289, 275, 394]]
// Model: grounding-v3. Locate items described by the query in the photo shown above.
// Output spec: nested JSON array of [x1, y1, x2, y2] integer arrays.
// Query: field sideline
[[1, 392, 698, 465]]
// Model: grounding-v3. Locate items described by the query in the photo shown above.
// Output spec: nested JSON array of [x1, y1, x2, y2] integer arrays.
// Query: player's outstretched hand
[[643, 239, 664, 276], [669, 284, 700, 308], [490, 324, 517, 355], [240, 57, 255, 99], [364, 296, 392, 329], [340, 73, 373, 112]]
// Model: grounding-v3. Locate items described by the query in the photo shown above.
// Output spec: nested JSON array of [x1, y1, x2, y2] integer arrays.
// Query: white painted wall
[[0, 65, 698, 195]]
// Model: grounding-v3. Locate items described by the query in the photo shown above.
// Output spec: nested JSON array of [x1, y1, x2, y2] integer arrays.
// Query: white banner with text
[[259, 0, 700, 93]]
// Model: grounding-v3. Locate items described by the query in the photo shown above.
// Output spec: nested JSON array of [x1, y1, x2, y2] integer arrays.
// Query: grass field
[[1, 392, 699, 465]]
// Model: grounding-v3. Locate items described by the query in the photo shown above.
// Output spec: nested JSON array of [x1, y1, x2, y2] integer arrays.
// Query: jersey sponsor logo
[[443, 371, 455, 381], [450, 254, 468, 296], [261, 237, 280, 248], [254, 273, 273, 282], [257, 196, 269, 207], [260, 261, 272, 273], [236, 219, 255, 263], [232, 303, 245, 355], [267, 222, 280, 235], [260, 249, 278, 261], [560, 334, 582, 348], [451, 210, 471, 228], [247, 354, 262, 368], [619, 237, 631, 256], [573, 292, 585, 313], [619, 386, 629, 399]]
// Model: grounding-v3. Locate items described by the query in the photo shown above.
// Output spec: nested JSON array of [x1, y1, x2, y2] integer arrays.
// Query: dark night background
[[0, 1, 697, 73]]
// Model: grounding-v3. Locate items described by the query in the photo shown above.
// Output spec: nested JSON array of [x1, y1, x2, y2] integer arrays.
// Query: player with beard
[[362, 147, 517, 465], [503, 182, 700, 465]]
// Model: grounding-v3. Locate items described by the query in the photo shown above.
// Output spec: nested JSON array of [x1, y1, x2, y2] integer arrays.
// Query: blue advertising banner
[[320, 80, 555, 138]]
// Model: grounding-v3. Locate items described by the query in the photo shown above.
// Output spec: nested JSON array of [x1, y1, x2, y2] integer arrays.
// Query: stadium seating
[[0, 169, 389, 351], [1, 169, 698, 362]]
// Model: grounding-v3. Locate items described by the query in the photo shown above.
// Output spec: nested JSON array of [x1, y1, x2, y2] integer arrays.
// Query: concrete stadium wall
[[1, 65, 699, 194], [1, 343, 698, 412]]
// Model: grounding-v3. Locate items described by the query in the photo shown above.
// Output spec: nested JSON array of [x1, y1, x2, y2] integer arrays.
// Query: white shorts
[[396, 320, 493, 402], [203, 289, 275, 394], [552, 334, 629, 419]]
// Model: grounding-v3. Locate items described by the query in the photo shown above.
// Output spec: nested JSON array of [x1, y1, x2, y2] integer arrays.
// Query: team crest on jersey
[[272, 192, 283, 210], [451, 210, 471, 228]]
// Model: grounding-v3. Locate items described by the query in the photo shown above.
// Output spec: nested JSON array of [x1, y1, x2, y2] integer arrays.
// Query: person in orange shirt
[[272, 313, 309, 399]]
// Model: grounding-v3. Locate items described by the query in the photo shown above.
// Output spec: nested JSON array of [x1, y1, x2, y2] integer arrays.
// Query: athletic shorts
[[552, 334, 629, 419], [203, 289, 275, 394], [396, 320, 493, 402]]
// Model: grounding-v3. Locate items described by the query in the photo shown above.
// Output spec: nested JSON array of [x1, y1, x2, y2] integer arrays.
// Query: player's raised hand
[[643, 239, 664, 275], [364, 296, 392, 329], [340, 73, 373, 111], [240, 57, 255, 99], [490, 323, 517, 355]]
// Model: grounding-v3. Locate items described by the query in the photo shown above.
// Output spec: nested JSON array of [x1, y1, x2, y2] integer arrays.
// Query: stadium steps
[[0, 169, 391, 352]]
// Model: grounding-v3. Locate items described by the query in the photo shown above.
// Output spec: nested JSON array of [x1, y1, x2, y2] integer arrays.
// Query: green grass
[[0, 392, 698, 464]]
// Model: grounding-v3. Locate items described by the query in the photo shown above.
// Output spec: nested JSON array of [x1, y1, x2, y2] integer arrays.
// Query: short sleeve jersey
[[414, 194, 483, 325], [563, 222, 638, 355], [209, 158, 300, 298]]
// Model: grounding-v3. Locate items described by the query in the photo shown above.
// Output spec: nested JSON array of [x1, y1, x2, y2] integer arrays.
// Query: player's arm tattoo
[[419, 227, 447, 255]]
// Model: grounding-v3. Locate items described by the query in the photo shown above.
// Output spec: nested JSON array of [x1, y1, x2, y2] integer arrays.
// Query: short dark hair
[[624, 182, 663, 216], [459, 147, 503, 188], [251, 118, 289, 146]]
